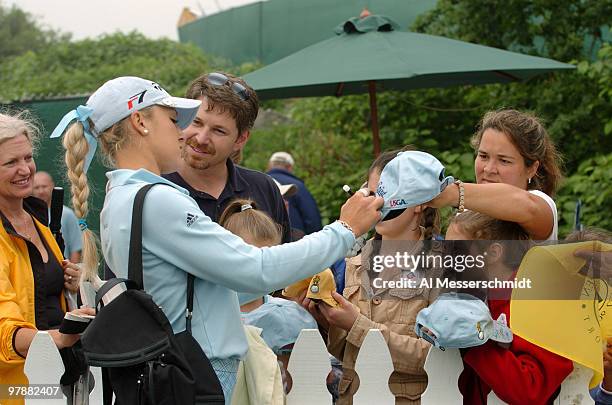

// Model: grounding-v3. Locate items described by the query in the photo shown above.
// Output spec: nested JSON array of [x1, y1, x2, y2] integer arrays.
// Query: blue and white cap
[[376, 151, 454, 220], [242, 296, 317, 355], [415, 292, 513, 350], [50, 76, 201, 172]]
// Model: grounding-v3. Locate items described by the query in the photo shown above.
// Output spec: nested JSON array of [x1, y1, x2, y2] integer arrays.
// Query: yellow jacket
[[0, 197, 67, 389]]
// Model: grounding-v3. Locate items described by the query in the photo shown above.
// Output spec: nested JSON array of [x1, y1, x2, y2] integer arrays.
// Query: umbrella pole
[[368, 80, 381, 157]]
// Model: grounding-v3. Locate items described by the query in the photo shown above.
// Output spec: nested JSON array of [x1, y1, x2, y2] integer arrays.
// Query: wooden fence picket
[[555, 363, 594, 405], [353, 329, 394, 404], [421, 347, 462, 404], [21, 330, 597, 405], [24, 331, 66, 405], [286, 329, 333, 404]]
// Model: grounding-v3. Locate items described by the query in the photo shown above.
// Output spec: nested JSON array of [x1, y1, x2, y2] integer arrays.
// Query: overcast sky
[[6, 0, 261, 40]]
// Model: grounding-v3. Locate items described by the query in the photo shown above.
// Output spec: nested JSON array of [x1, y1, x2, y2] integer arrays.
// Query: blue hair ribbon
[[78, 218, 89, 232], [50, 105, 97, 173]]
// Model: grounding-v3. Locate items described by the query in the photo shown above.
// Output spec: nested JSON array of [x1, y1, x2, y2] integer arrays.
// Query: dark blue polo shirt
[[164, 160, 292, 243]]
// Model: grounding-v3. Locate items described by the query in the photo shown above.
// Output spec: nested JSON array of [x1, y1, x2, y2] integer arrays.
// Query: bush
[[557, 153, 612, 237]]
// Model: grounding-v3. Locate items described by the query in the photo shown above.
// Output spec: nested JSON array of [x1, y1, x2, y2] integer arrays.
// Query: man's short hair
[[185, 72, 259, 134], [269, 151, 295, 167]]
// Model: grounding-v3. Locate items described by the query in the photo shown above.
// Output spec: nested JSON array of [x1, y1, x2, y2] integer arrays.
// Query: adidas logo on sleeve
[[186, 212, 199, 227]]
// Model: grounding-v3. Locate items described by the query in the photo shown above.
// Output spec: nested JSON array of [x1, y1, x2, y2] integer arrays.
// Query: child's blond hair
[[219, 199, 282, 246]]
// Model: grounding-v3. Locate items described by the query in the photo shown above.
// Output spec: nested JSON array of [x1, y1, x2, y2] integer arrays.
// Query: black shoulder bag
[[81, 183, 225, 405]]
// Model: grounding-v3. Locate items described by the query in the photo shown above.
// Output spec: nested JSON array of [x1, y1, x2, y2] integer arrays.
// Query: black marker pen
[[342, 184, 354, 196]]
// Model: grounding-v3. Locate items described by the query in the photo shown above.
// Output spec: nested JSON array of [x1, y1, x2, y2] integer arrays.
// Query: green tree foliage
[[245, 0, 611, 235], [0, 1, 69, 60], [557, 153, 612, 235], [412, 0, 611, 62], [0, 32, 225, 101]]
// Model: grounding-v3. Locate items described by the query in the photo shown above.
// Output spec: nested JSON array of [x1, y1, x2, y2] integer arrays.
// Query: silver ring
[[358, 188, 370, 197]]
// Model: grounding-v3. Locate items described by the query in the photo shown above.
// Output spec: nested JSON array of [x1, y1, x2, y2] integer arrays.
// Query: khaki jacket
[[327, 241, 440, 405], [0, 197, 66, 395]]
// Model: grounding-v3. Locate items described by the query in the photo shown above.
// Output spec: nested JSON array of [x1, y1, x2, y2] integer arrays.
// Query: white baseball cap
[[85, 76, 201, 135], [377, 151, 454, 220], [50, 76, 201, 173], [415, 292, 513, 350]]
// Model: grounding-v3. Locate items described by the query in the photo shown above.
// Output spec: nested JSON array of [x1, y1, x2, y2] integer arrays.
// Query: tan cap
[[306, 269, 339, 307], [282, 277, 311, 298]]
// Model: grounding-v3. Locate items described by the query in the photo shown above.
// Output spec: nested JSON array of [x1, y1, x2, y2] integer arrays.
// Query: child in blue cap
[[446, 211, 573, 404], [219, 198, 317, 394], [308, 146, 445, 404]]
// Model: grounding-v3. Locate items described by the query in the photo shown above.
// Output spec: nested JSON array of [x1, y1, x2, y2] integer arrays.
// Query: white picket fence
[[24, 329, 594, 404]]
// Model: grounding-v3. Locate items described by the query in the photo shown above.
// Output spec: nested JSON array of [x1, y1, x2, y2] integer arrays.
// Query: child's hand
[[284, 288, 308, 308], [318, 291, 359, 332], [303, 298, 330, 332], [575, 249, 612, 281]]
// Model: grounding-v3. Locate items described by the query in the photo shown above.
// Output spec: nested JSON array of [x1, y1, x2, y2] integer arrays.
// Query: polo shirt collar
[[227, 159, 247, 193], [164, 160, 248, 199]]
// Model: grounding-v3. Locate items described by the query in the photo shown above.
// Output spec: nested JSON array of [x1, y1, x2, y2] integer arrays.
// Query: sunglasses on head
[[207, 72, 249, 101]]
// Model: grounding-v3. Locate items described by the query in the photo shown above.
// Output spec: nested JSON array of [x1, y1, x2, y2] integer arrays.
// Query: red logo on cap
[[127, 90, 147, 109]]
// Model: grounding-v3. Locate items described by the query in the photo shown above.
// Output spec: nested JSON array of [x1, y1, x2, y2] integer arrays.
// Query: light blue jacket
[[100, 169, 354, 361]]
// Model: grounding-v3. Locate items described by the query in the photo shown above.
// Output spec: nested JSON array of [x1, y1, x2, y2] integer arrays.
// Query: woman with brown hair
[[430, 109, 563, 240]]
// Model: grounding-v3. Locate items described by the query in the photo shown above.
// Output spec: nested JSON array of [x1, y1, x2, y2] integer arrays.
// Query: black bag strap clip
[[94, 278, 137, 311]]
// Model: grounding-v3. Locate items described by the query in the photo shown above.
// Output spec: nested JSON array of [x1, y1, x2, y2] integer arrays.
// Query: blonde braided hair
[[62, 107, 153, 282], [62, 121, 100, 281]]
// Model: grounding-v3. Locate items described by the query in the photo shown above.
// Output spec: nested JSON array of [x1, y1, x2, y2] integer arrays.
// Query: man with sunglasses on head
[[163, 72, 292, 243]]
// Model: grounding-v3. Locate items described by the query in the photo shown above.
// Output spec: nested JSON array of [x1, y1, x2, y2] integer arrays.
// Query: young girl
[[311, 148, 442, 404], [446, 211, 573, 404], [52, 76, 382, 402], [219, 198, 317, 395]]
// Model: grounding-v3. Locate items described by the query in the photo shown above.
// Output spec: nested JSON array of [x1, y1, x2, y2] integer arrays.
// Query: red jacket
[[458, 298, 573, 405]]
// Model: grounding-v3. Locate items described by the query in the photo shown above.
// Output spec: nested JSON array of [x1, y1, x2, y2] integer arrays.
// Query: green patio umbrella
[[243, 13, 575, 156]]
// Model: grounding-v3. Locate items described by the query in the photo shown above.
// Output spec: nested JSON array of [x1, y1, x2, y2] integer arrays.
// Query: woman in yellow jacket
[[0, 112, 91, 401]]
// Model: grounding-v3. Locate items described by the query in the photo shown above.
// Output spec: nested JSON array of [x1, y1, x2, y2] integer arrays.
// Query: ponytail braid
[[62, 122, 100, 282]]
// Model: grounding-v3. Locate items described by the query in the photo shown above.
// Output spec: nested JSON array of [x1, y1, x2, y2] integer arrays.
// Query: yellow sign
[[510, 241, 612, 387]]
